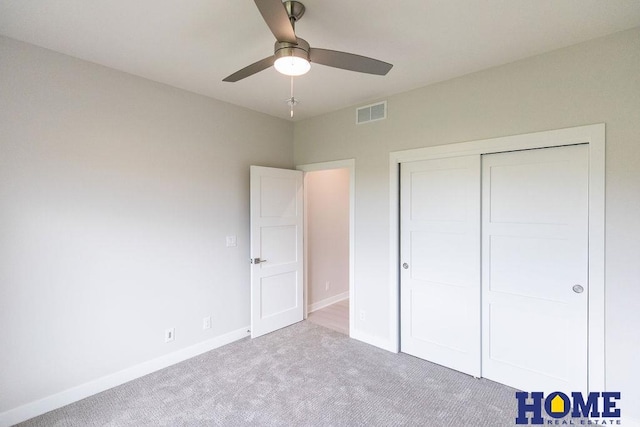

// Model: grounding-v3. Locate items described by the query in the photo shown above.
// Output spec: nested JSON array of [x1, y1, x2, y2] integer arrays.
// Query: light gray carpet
[[18, 321, 519, 426]]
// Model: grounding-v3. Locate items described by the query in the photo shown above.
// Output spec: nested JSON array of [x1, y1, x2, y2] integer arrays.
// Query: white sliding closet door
[[481, 144, 589, 393], [400, 155, 481, 377]]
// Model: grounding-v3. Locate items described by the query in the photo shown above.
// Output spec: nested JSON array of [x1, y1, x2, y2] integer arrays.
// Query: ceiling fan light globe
[[274, 55, 311, 76]]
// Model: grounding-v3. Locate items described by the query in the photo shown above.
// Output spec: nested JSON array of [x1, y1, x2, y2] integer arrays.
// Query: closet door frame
[[388, 123, 605, 391]]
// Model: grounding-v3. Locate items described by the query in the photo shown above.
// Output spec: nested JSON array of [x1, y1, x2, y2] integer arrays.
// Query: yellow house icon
[[550, 395, 565, 413]]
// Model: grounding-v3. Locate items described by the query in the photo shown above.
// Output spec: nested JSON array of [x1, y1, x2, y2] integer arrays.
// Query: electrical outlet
[[325, 281, 330, 291], [359, 310, 366, 322], [203, 316, 212, 330], [164, 328, 175, 343]]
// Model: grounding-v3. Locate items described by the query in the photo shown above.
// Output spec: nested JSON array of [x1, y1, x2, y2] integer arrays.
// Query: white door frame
[[297, 159, 356, 337], [388, 124, 606, 391]]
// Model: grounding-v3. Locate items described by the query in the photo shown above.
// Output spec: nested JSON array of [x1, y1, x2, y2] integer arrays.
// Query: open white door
[[400, 155, 481, 377], [250, 166, 304, 338]]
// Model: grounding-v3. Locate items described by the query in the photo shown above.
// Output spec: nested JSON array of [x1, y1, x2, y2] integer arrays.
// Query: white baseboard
[[0, 326, 250, 427], [350, 328, 396, 353], [308, 291, 349, 313]]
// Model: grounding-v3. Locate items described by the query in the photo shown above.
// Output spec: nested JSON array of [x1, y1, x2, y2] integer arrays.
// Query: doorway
[[297, 160, 355, 336], [390, 124, 605, 392]]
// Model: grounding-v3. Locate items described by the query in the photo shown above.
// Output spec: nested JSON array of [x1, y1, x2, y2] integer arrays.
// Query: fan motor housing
[[274, 38, 310, 62]]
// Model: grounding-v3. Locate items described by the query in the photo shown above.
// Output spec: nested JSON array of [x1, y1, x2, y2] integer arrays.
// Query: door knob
[[572, 284, 584, 293], [402, 263, 409, 269], [251, 258, 267, 264]]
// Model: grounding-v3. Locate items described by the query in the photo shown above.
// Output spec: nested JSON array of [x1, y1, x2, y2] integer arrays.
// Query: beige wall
[[0, 36, 292, 416], [294, 27, 640, 419], [305, 168, 350, 308]]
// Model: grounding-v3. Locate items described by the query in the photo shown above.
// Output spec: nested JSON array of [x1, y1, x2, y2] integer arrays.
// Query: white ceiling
[[1, 1, 639, 121]]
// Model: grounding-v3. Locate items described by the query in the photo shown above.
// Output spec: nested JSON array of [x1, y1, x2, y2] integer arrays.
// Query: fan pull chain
[[285, 76, 299, 119], [290, 76, 294, 118]]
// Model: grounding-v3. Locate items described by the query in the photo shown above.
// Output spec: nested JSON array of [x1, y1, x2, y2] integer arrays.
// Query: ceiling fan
[[223, 0, 393, 82]]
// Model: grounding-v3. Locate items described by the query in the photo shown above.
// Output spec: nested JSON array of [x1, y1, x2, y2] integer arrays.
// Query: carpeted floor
[[18, 321, 519, 426]]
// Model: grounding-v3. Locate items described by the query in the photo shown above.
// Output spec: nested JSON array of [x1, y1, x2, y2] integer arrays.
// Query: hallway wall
[[305, 168, 350, 310]]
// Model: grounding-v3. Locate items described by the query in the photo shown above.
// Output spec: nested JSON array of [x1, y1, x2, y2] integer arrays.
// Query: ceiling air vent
[[356, 101, 387, 125]]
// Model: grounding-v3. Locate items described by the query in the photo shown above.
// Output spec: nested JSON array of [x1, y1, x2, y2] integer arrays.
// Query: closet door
[[481, 144, 589, 393], [400, 155, 481, 377]]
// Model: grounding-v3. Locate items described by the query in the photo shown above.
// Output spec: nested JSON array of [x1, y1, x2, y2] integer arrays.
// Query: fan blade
[[309, 48, 393, 75], [223, 56, 275, 82], [254, 0, 297, 44]]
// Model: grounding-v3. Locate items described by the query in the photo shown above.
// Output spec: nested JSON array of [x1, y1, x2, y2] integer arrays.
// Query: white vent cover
[[356, 101, 387, 124]]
